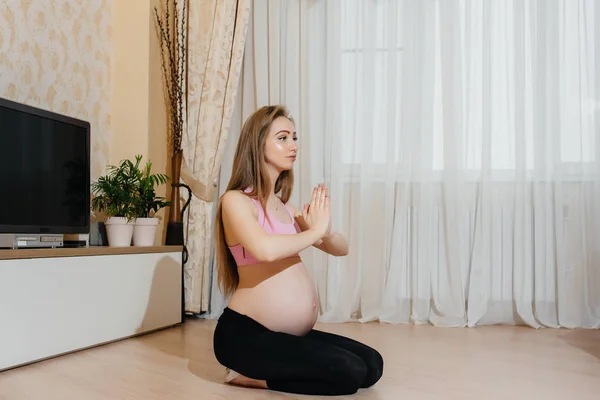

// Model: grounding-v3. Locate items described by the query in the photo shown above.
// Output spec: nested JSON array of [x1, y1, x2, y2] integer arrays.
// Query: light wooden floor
[[1, 318, 599, 400]]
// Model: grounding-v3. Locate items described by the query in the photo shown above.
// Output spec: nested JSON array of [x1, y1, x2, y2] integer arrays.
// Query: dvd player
[[0, 234, 63, 249]]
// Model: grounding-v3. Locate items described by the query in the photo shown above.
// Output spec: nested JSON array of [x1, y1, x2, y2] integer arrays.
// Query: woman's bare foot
[[229, 374, 268, 389]]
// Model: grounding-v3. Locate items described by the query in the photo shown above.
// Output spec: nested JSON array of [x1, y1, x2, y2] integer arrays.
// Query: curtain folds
[[181, 0, 250, 314], [208, 0, 600, 328]]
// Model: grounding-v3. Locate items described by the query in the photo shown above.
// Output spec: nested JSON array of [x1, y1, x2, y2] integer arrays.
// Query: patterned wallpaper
[[0, 0, 112, 181]]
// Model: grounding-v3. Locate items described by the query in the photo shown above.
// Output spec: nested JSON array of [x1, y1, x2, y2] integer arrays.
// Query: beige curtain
[[211, 0, 600, 329], [180, 0, 250, 314]]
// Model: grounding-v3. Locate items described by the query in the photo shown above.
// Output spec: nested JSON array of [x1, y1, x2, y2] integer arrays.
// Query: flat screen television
[[0, 97, 90, 235]]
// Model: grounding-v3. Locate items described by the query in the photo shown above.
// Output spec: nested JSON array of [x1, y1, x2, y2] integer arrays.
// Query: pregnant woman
[[212, 105, 384, 396]]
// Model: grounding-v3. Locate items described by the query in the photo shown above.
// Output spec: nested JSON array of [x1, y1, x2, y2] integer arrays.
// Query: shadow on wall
[[135, 254, 182, 335], [134, 254, 225, 384]]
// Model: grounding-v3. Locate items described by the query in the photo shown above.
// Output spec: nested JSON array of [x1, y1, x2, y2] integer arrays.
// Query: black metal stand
[[166, 183, 192, 323], [165, 222, 185, 246]]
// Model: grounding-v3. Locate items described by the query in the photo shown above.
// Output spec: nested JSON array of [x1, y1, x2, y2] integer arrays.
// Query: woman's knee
[[335, 354, 368, 393], [361, 347, 384, 388]]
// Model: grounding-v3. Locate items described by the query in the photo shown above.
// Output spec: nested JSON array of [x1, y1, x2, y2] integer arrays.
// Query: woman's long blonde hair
[[214, 105, 295, 298]]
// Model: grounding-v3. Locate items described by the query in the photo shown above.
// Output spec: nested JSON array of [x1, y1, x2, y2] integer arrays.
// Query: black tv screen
[[0, 97, 90, 234]]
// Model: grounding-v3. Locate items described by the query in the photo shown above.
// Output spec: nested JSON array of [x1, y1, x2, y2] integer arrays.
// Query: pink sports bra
[[228, 195, 300, 266]]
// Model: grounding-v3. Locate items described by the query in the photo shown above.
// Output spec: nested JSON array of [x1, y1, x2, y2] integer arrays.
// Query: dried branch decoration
[[153, 0, 188, 157]]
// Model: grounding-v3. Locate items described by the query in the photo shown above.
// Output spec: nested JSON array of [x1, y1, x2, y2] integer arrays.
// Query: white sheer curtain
[[207, 0, 600, 328]]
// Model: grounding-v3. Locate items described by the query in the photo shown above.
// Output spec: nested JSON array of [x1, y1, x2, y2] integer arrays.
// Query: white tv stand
[[0, 245, 183, 372]]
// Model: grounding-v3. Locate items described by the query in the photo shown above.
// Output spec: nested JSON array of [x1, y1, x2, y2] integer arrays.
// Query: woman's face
[[263, 116, 298, 172]]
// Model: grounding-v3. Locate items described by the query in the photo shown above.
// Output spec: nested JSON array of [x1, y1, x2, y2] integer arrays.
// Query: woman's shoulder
[[221, 190, 259, 216], [221, 189, 254, 204]]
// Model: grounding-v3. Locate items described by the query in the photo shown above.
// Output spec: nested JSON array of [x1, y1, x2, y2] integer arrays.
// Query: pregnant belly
[[228, 261, 318, 336]]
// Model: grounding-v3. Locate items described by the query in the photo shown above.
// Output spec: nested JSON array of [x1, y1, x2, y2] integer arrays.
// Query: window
[[339, 0, 596, 171], [340, 0, 403, 165]]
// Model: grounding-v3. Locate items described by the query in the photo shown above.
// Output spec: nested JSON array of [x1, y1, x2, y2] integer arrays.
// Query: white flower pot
[[104, 217, 134, 247], [133, 217, 159, 247]]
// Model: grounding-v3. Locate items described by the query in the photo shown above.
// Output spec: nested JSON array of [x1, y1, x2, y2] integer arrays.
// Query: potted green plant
[[132, 157, 170, 246], [91, 157, 140, 247]]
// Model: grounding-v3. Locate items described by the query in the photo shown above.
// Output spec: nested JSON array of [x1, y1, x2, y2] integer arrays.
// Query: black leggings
[[213, 307, 384, 396]]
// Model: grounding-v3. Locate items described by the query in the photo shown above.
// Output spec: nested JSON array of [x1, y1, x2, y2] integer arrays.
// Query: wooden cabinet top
[[0, 246, 183, 260]]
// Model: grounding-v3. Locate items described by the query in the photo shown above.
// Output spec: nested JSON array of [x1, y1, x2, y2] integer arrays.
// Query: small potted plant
[[132, 157, 170, 246], [91, 157, 140, 247]]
